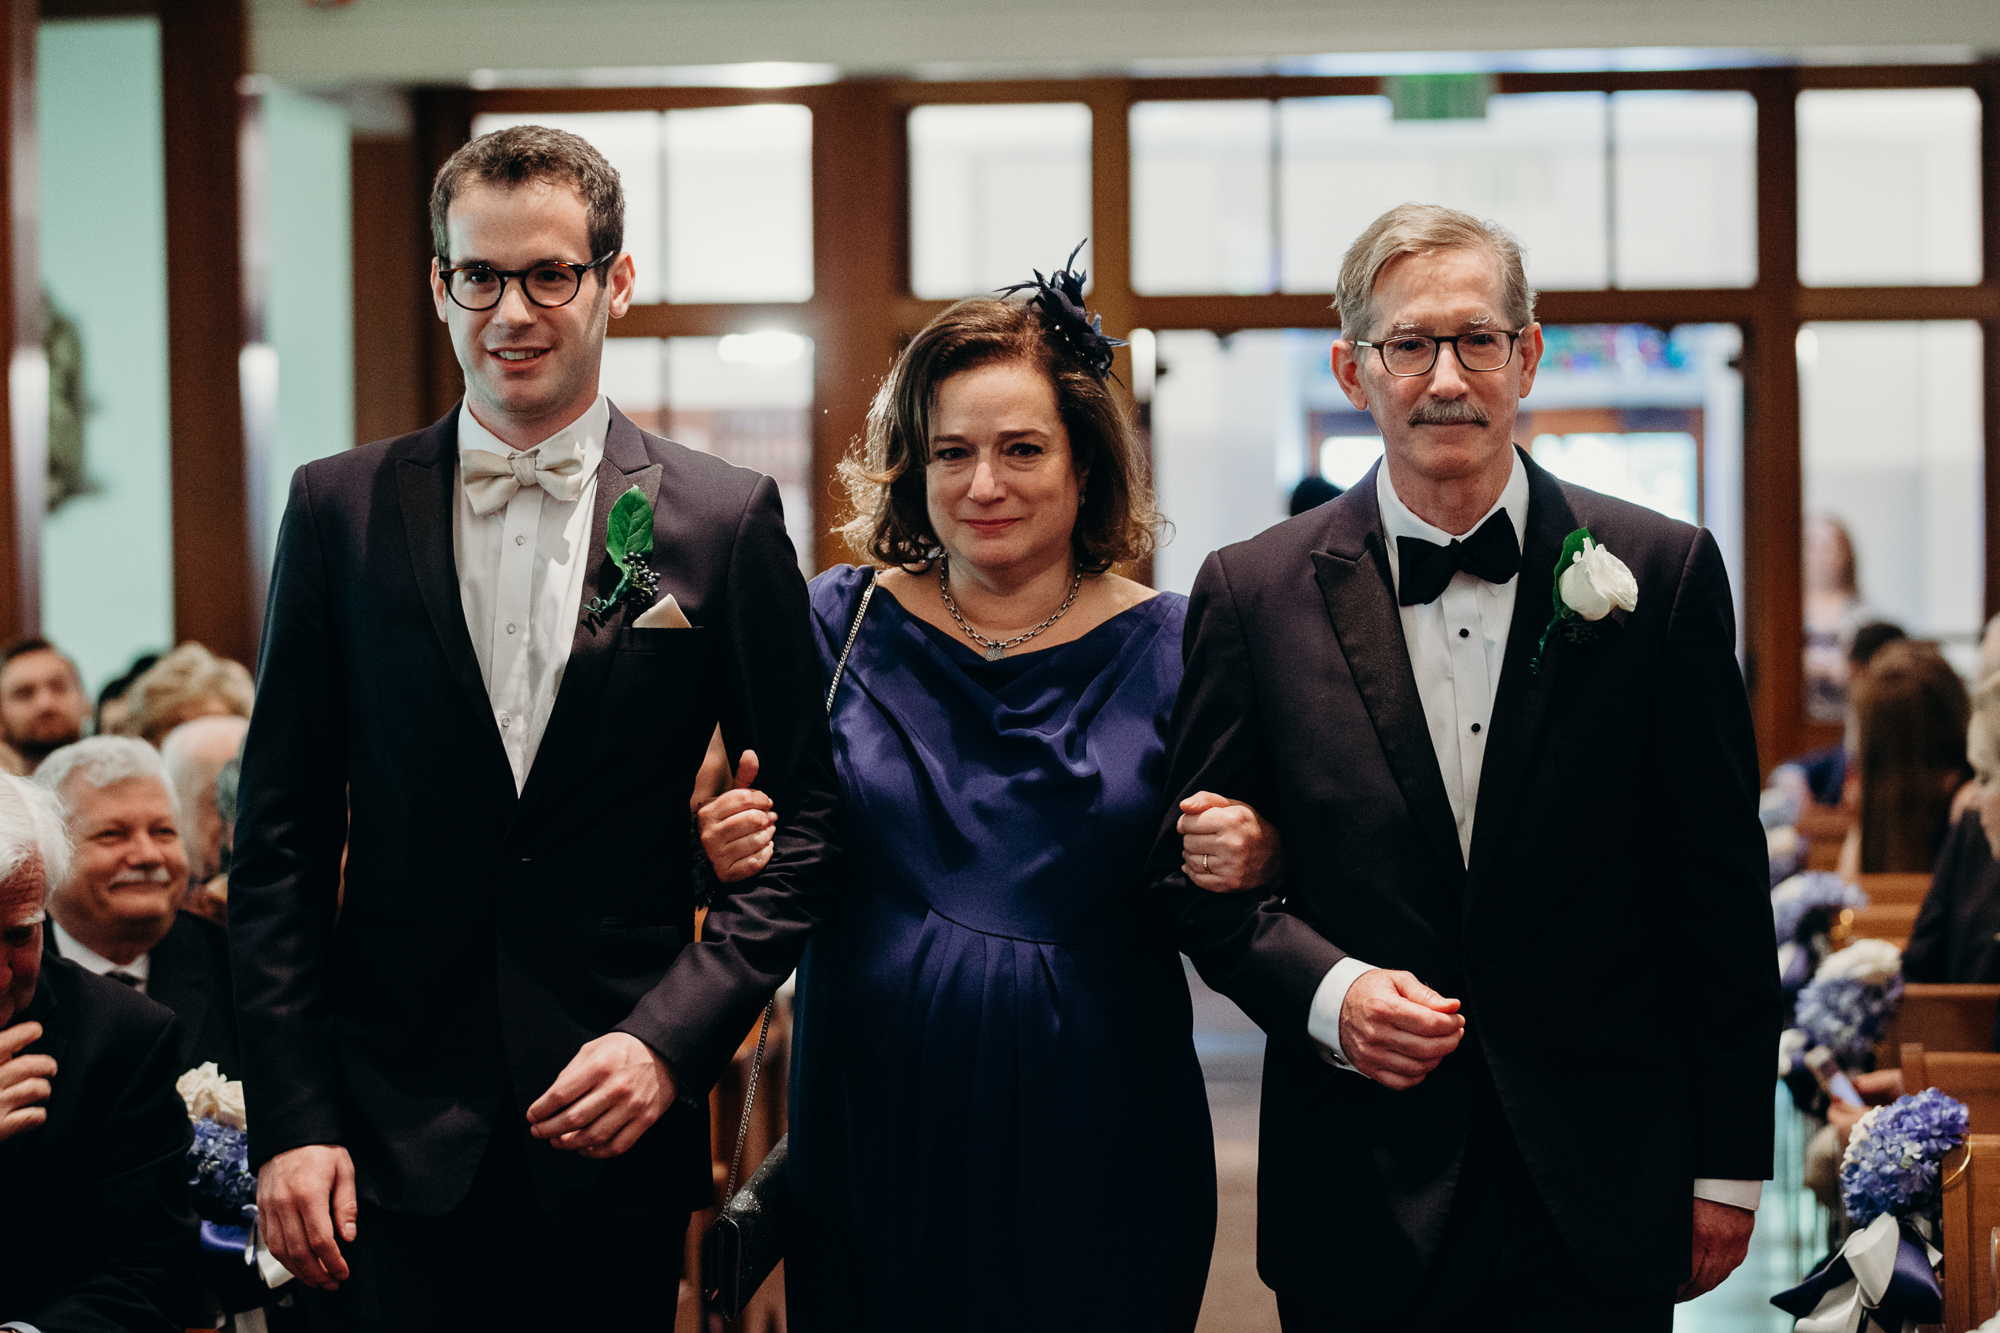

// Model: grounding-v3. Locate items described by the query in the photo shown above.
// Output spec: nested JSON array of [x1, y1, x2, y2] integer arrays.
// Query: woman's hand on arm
[[1177, 792, 1283, 893], [696, 750, 775, 883]]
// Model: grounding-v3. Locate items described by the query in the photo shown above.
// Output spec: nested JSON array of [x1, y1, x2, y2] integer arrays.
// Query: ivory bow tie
[[459, 437, 589, 516]]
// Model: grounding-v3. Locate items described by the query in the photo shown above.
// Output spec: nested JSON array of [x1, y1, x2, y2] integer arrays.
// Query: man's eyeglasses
[[437, 254, 616, 312], [1351, 330, 1524, 377]]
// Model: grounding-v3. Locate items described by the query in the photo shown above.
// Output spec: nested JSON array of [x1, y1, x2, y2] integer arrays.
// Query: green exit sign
[[1384, 73, 1494, 121]]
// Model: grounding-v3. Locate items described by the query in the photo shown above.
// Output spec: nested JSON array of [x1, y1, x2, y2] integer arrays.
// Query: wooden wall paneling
[[410, 86, 472, 427], [1745, 69, 1804, 772], [808, 81, 903, 573], [159, 0, 255, 667], [350, 134, 428, 445], [0, 0, 35, 640], [1082, 79, 1149, 585]]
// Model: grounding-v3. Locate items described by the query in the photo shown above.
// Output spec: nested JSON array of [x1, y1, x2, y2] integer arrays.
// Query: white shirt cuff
[[1306, 957, 1380, 1074], [1693, 1178, 1762, 1211], [2, 1322, 44, 1332]]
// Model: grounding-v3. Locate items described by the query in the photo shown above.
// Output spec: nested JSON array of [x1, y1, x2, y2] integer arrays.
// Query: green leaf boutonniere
[[584, 486, 660, 618], [1533, 527, 1638, 673]]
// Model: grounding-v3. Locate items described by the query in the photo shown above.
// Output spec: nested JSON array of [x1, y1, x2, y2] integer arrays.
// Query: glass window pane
[[909, 103, 1091, 299], [664, 104, 813, 303], [1800, 320, 1984, 716], [601, 334, 817, 573], [1799, 89, 1982, 287], [469, 111, 664, 303], [1611, 91, 1755, 289], [1278, 93, 1608, 297], [1149, 322, 1746, 650], [1130, 100, 1273, 295]]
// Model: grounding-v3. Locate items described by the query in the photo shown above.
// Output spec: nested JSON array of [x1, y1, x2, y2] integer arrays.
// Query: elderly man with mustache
[[34, 736, 239, 1077]]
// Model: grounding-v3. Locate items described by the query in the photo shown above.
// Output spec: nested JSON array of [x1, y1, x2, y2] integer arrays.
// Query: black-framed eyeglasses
[[1351, 330, 1524, 377], [437, 253, 616, 311]]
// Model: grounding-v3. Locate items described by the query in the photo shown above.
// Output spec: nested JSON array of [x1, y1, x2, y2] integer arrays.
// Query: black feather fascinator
[[997, 241, 1127, 381]]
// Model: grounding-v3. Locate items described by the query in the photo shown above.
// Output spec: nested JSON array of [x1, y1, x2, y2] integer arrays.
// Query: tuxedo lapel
[[1465, 451, 1579, 899], [1310, 472, 1466, 888], [516, 405, 663, 814], [394, 412, 503, 746]]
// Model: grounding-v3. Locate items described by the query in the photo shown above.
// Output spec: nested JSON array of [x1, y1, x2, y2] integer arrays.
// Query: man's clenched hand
[[1338, 970, 1464, 1089], [527, 1032, 677, 1160]]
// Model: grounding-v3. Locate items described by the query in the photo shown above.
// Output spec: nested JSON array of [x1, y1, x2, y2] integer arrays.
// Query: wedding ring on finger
[[1201, 853, 1210, 874]]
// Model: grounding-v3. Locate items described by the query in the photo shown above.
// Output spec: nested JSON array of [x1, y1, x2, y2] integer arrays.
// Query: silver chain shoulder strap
[[721, 568, 878, 1205]]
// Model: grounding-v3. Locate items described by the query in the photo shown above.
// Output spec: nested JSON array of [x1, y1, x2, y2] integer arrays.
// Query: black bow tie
[[1396, 510, 1522, 607]]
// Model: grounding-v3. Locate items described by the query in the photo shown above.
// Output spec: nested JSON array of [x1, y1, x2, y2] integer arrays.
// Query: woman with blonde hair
[[698, 258, 1276, 1330]]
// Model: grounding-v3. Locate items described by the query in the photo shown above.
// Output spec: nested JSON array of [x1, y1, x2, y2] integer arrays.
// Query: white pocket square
[[632, 594, 694, 629]]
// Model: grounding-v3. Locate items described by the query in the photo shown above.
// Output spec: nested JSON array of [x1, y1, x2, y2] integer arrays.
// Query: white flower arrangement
[[176, 1061, 246, 1130]]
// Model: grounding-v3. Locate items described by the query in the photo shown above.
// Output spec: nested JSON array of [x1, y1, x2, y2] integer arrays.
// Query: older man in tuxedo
[[1160, 203, 1779, 1331], [231, 124, 842, 1328], [0, 772, 199, 1333]]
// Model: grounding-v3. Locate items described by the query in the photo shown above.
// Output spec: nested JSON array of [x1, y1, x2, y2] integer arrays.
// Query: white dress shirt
[[49, 917, 149, 993], [452, 396, 608, 794], [1301, 455, 1759, 1211]]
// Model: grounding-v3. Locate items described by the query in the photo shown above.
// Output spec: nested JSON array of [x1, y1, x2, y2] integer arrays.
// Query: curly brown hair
[[838, 296, 1159, 572], [430, 124, 624, 266]]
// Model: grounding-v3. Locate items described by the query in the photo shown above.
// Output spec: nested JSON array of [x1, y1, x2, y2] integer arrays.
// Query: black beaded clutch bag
[[701, 1131, 790, 1318]]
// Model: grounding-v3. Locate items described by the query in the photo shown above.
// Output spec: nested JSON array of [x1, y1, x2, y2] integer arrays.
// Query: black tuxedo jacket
[[1153, 452, 1779, 1310], [0, 958, 199, 1332], [45, 909, 239, 1076], [230, 403, 843, 1220]]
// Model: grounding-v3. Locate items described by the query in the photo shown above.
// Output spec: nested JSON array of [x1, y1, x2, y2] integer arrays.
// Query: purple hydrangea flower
[[1773, 872, 1868, 945], [1840, 1089, 1970, 1227], [1795, 971, 1903, 1064], [187, 1117, 256, 1224]]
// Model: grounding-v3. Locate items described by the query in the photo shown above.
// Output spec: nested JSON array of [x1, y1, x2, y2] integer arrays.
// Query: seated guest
[[159, 716, 249, 924], [111, 643, 252, 748], [1907, 674, 2000, 984], [94, 652, 160, 738], [1288, 474, 1342, 516], [0, 772, 199, 1332], [32, 737, 238, 1076], [1840, 639, 1971, 875], [0, 638, 89, 773], [1770, 619, 1908, 810]]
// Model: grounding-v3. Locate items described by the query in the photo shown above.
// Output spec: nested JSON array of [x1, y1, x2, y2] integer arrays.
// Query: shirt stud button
[[1458, 628, 1470, 639], [516, 535, 526, 545], [506, 623, 517, 634], [1470, 723, 1482, 734]]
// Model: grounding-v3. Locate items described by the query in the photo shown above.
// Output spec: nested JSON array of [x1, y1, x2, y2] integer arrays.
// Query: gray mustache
[[1408, 400, 1490, 428]]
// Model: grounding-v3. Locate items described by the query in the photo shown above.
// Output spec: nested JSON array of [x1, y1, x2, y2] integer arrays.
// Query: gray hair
[[1333, 203, 1536, 341], [1972, 674, 2000, 781], [159, 715, 247, 837], [0, 773, 69, 904], [33, 735, 183, 833]]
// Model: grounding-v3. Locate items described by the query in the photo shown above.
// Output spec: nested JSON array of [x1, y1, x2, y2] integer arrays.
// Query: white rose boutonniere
[[1535, 528, 1637, 672], [176, 1060, 247, 1129]]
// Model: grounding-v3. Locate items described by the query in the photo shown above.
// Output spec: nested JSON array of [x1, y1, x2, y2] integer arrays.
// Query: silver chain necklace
[[937, 558, 1083, 661]]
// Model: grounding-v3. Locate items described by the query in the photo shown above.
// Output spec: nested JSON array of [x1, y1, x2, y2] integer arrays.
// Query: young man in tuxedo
[[230, 125, 842, 1328], [1160, 203, 1779, 1331]]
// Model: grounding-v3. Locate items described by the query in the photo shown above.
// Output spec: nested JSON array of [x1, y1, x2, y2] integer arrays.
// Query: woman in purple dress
[[699, 268, 1278, 1331]]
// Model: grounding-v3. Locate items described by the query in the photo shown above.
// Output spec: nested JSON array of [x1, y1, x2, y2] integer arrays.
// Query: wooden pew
[[1884, 986, 2000, 1058], [1800, 804, 1855, 871], [1938, 1135, 2000, 1332], [1904, 1046, 2000, 1131], [1856, 872, 1933, 908], [1833, 902, 1921, 950]]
